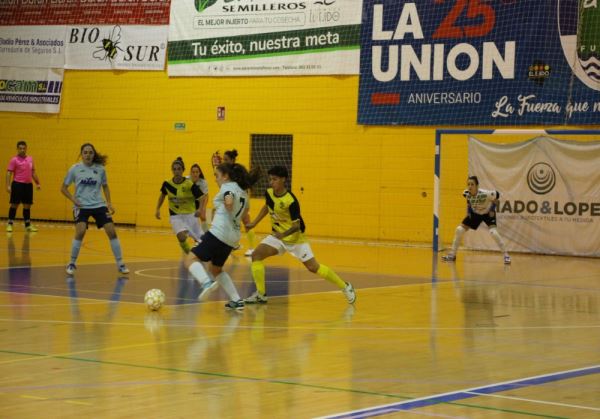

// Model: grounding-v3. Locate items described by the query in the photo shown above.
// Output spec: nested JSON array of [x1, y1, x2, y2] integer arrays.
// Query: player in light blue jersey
[[184, 162, 261, 310], [61, 143, 129, 275]]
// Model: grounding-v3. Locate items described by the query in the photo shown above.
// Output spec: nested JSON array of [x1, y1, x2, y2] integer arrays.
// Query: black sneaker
[[224, 300, 245, 311]]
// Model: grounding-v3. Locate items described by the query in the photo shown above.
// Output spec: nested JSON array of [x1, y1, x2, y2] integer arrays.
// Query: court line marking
[[0, 317, 598, 332], [317, 364, 600, 418], [0, 348, 569, 419], [465, 392, 600, 412]]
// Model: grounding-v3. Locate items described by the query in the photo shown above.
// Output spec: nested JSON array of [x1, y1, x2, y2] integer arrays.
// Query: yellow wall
[[0, 70, 597, 244]]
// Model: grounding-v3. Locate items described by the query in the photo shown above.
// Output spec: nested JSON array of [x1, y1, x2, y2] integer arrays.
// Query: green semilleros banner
[[168, 0, 362, 76]]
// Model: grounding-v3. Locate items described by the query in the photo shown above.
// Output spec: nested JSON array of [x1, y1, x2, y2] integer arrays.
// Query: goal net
[[434, 129, 600, 256]]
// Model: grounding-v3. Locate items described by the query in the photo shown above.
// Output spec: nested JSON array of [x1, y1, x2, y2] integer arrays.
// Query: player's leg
[[300, 243, 356, 304], [242, 212, 255, 256], [67, 216, 88, 274], [443, 217, 474, 261], [489, 227, 510, 264], [245, 236, 280, 303], [171, 215, 192, 253], [7, 183, 20, 232], [22, 183, 36, 231], [102, 219, 129, 274]]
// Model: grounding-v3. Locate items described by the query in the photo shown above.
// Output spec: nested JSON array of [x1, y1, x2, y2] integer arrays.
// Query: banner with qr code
[[466, 136, 600, 256], [167, 0, 362, 76], [0, 67, 63, 114]]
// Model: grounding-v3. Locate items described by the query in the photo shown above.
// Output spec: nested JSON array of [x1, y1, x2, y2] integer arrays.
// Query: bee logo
[[93, 26, 123, 62]]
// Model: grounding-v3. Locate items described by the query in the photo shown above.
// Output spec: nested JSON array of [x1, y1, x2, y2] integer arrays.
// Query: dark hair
[[268, 165, 288, 178], [172, 157, 185, 171], [217, 162, 261, 190], [191, 163, 205, 179], [16, 140, 27, 147], [80, 143, 107, 165], [224, 149, 238, 162], [468, 175, 479, 185]]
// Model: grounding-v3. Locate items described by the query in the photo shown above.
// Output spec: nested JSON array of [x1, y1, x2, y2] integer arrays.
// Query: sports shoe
[[343, 282, 356, 304], [441, 254, 456, 262], [225, 300, 245, 310], [244, 291, 268, 304], [118, 264, 130, 274], [26, 225, 38, 232], [244, 248, 254, 257], [6, 224, 13, 232], [197, 280, 219, 302], [66, 263, 77, 275], [504, 255, 511, 265]]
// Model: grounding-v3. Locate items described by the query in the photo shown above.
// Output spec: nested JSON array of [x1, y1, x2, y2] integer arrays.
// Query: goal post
[[433, 128, 600, 253]]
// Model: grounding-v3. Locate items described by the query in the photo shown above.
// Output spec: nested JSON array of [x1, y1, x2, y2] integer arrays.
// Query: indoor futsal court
[[0, 225, 599, 418], [2, 0, 600, 418]]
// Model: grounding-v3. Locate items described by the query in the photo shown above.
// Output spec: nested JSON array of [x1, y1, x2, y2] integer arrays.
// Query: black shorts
[[462, 212, 496, 230], [9, 181, 33, 205], [73, 207, 113, 229], [191, 231, 233, 267]]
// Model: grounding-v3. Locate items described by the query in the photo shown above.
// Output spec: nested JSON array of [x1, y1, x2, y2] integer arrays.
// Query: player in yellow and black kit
[[155, 157, 204, 253], [243, 165, 356, 304]]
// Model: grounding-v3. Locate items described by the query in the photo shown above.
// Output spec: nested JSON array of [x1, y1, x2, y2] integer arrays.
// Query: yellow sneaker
[[26, 225, 38, 232], [6, 224, 13, 232]]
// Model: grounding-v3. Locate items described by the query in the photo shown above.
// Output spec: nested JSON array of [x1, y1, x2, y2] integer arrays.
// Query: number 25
[[433, 0, 495, 39]]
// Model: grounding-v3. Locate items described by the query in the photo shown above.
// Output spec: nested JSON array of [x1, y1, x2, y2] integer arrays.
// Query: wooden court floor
[[0, 224, 599, 418]]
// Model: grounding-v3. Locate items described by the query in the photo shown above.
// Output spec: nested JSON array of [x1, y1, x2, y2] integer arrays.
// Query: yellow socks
[[251, 261, 266, 295], [246, 230, 256, 249], [317, 263, 345, 289]]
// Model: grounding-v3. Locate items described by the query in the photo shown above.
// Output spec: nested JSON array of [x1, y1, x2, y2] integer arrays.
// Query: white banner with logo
[[466, 136, 600, 257], [65, 25, 168, 70], [0, 67, 63, 114], [0, 26, 66, 68], [167, 0, 362, 76]]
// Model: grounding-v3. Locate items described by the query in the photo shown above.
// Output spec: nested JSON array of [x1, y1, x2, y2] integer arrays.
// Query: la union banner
[[465, 136, 600, 257], [358, 0, 600, 125]]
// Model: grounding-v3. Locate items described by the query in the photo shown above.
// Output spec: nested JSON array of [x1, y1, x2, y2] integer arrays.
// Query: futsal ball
[[144, 288, 165, 311]]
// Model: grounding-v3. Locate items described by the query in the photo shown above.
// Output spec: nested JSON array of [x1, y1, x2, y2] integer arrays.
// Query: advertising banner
[[0, 26, 66, 68], [167, 0, 362, 76], [358, 0, 600, 125], [65, 25, 168, 70], [0, 0, 170, 70], [0, 67, 63, 114], [466, 136, 600, 256]]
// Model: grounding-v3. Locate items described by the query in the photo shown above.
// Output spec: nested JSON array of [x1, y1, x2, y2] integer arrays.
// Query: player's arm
[[245, 204, 268, 230], [155, 183, 167, 219], [61, 183, 80, 207], [5, 170, 13, 193], [32, 161, 41, 190], [191, 183, 203, 217], [273, 219, 300, 240], [102, 183, 115, 214]]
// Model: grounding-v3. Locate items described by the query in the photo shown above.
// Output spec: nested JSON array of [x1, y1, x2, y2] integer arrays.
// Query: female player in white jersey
[[442, 175, 511, 264], [184, 162, 261, 310]]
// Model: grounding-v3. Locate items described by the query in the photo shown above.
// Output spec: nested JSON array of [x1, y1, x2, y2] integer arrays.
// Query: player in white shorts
[[155, 157, 204, 253], [243, 165, 356, 305]]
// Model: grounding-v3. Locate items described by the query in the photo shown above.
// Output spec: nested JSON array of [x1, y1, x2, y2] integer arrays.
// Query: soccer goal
[[433, 128, 600, 253]]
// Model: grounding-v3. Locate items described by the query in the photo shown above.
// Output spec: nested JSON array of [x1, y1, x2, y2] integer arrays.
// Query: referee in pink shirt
[[6, 141, 41, 232]]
